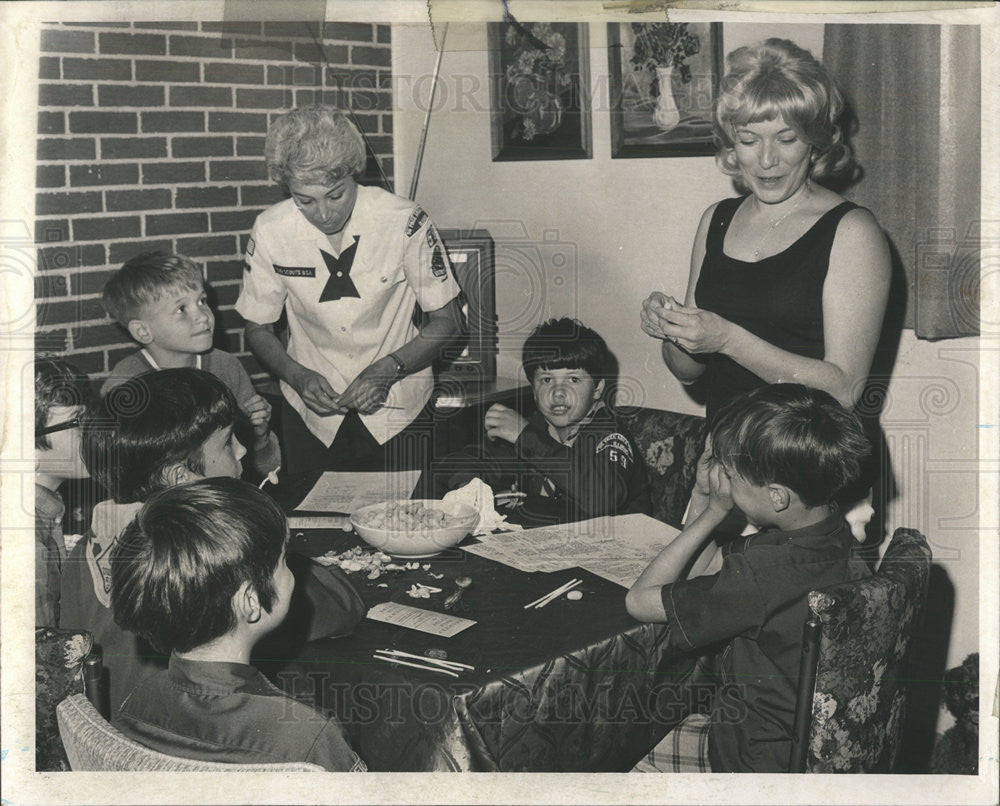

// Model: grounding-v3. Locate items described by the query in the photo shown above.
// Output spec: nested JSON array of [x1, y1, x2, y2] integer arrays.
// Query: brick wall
[[34, 20, 393, 385]]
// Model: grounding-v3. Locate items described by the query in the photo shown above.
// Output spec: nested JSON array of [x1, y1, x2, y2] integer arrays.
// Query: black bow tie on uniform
[[318, 236, 361, 302]]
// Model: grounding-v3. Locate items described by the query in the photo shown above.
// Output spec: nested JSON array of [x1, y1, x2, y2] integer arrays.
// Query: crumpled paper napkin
[[442, 478, 523, 535]]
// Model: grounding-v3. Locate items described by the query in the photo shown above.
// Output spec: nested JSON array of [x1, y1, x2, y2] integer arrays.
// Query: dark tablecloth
[[267, 512, 714, 772]]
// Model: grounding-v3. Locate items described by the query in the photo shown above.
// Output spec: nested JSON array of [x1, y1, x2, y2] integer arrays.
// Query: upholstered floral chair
[[36, 627, 94, 771], [791, 528, 932, 772], [617, 406, 706, 528]]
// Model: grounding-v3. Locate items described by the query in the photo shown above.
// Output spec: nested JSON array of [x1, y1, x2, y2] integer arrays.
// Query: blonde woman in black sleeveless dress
[[641, 39, 890, 423]]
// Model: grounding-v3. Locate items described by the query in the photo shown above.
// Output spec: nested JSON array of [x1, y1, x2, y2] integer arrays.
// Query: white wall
[[392, 22, 980, 694], [880, 331, 980, 671], [394, 22, 738, 413]]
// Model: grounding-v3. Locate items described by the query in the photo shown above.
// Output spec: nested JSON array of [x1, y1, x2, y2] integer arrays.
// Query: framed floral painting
[[608, 22, 723, 158], [488, 21, 592, 161]]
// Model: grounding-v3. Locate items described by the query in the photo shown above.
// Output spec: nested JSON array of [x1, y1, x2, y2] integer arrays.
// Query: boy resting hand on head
[[100, 251, 280, 479], [626, 383, 872, 773], [111, 478, 365, 771]]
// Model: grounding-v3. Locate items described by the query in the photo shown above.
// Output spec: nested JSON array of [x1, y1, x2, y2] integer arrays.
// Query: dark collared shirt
[[661, 512, 870, 772], [115, 654, 365, 771]]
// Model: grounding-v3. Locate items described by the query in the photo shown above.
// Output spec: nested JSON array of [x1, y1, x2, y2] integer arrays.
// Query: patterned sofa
[[616, 405, 707, 529]]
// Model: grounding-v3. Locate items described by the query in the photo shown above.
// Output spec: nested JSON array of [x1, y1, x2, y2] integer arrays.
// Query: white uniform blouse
[[236, 185, 460, 446]]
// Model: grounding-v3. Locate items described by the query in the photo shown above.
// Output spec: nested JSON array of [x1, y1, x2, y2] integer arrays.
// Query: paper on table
[[461, 532, 573, 573], [463, 514, 681, 587], [366, 601, 477, 638], [287, 514, 352, 531], [295, 470, 421, 514]]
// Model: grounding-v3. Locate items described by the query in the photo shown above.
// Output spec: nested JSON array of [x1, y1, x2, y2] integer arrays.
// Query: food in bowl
[[350, 499, 479, 558], [356, 500, 469, 530]]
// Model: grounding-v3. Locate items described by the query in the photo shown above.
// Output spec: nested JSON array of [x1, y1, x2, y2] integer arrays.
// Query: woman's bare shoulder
[[697, 199, 726, 228], [836, 204, 886, 241], [828, 204, 891, 282]]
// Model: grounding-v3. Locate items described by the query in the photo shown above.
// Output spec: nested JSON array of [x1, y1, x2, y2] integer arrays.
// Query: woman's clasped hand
[[640, 292, 731, 355]]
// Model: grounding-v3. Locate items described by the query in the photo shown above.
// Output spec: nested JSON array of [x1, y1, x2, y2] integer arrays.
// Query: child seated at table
[[35, 356, 93, 627], [111, 478, 366, 771], [626, 383, 872, 773], [61, 368, 364, 715], [60, 368, 248, 713], [429, 317, 649, 528], [100, 251, 280, 479]]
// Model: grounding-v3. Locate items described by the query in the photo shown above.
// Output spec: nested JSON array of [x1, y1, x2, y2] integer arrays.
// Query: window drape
[[823, 24, 981, 339]]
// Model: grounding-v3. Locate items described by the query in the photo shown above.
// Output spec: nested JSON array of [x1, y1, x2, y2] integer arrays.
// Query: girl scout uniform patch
[[405, 207, 428, 237]]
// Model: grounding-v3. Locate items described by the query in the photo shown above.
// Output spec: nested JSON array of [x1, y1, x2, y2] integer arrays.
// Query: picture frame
[[488, 21, 592, 161], [608, 22, 723, 158]]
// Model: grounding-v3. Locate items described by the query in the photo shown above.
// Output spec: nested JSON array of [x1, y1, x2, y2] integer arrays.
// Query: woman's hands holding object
[[640, 292, 673, 340], [484, 404, 528, 444], [291, 367, 346, 416], [641, 292, 732, 355], [338, 357, 399, 415]]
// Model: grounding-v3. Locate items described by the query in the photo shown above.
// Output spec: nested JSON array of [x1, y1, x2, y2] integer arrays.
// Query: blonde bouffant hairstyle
[[713, 39, 855, 187], [265, 106, 366, 188]]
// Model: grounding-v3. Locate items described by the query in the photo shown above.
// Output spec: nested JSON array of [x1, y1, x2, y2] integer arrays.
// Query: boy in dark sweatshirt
[[430, 317, 649, 527]]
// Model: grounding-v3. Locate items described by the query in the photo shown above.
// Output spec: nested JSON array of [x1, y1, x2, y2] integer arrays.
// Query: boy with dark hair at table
[[429, 317, 649, 527], [100, 251, 280, 479], [60, 368, 364, 715], [111, 478, 366, 771], [626, 383, 872, 773], [60, 368, 248, 713], [34, 355, 93, 626]]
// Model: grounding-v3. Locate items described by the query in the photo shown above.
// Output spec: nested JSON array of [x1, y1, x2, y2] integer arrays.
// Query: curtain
[[823, 25, 981, 339]]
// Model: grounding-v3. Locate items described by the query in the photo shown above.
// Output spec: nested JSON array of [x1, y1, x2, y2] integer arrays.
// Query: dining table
[[262, 475, 716, 772]]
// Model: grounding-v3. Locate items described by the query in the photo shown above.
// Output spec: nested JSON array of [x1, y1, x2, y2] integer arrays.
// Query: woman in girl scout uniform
[[236, 106, 462, 473]]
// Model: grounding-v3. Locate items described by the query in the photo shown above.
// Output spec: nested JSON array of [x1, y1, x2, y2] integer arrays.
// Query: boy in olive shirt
[[112, 478, 365, 771], [628, 384, 871, 773]]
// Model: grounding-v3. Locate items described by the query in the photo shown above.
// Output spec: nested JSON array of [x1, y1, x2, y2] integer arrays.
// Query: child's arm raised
[[483, 403, 529, 444], [243, 393, 281, 474], [625, 464, 733, 622]]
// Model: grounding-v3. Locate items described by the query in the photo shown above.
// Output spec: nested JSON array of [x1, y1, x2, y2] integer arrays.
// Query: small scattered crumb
[[405, 583, 443, 598], [312, 547, 401, 578], [422, 564, 431, 571], [377, 583, 389, 588], [429, 572, 444, 579]]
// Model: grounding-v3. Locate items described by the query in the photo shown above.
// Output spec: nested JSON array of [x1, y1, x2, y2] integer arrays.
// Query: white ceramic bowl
[[350, 499, 480, 558]]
